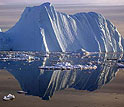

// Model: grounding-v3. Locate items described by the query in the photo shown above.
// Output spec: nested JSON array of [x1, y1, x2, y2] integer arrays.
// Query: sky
[[0, 0, 124, 5]]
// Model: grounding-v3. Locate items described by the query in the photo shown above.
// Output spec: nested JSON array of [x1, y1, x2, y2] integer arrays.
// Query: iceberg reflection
[[0, 52, 123, 100]]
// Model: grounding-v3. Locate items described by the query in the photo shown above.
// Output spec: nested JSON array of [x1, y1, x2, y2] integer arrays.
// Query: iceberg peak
[[40, 2, 52, 7]]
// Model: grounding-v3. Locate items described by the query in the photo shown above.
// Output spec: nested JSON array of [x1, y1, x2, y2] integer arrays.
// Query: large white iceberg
[[0, 2, 124, 52]]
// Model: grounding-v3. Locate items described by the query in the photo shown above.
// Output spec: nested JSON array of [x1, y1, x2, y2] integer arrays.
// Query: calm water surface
[[0, 51, 123, 100]]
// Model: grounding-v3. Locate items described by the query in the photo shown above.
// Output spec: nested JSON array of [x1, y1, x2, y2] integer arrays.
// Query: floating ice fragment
[[42, 53, 49, 57], [39, 62, 97, 71], [17, 91, 27, 94], [3, 94, 15, 101], [0, 52, 40, 62]]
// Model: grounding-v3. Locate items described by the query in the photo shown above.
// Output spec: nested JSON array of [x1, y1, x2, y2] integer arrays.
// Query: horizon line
[[0, 3, 124, 6]]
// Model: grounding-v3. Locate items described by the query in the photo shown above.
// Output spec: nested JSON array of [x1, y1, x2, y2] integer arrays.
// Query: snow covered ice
[[0, 2, 124, 52]]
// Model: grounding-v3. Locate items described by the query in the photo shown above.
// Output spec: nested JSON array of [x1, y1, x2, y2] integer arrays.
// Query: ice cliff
[[0, 2, 124, 52]]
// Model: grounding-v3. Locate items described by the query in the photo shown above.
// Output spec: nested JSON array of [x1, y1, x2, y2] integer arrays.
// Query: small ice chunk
[[17, 91, 27, 94], [3, 94, 15, 101]]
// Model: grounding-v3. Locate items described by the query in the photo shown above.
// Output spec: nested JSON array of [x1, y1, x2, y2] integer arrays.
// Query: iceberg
[[0, 2, 124, 52]]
